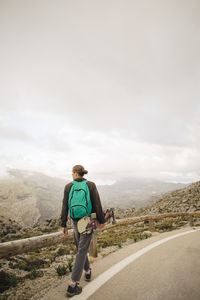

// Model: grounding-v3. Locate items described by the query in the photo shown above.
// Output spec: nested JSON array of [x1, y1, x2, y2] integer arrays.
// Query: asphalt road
[[38, 226, 200, 300]]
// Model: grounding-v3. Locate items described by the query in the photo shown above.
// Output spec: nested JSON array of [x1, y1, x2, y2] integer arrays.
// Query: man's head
[[72, 165, 88, 180]]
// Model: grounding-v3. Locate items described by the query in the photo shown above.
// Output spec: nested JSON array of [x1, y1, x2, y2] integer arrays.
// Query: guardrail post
[[89, 234, 98, 257], [149, 219, 155, 232], [189, 215, 194, 227], [107, 218, 111, 224]]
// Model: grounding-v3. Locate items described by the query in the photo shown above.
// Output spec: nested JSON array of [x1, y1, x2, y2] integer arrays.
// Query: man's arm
[[89, 182, 106, 224], [61, 185, 69, 228]]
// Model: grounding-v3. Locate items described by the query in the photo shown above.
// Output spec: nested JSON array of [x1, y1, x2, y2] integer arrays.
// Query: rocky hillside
[[0, 214, 61, 243], [134, 181, 200, 216], [0, 169, 67, 226]]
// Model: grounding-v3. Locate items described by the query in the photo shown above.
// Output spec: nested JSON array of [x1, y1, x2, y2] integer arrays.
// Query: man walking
[[61, 165, 106, 297]]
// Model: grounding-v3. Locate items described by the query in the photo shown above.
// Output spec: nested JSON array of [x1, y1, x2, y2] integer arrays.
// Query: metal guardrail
[[0, 212, 199, 259]]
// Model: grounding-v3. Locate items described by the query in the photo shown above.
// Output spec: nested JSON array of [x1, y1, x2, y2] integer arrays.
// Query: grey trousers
[[71, 219, 93, 282]]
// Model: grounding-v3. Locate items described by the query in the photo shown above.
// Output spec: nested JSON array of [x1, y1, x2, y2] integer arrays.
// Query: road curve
[[38, 226, 200, 300]]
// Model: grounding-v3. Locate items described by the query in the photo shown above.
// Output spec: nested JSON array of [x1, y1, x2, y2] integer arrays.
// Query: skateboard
[[77, 208, 116, 234], [77, 213, 98, 234]]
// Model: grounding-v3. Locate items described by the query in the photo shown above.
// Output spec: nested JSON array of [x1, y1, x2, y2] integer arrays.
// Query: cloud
[[0, 119, 32, 141], [1, 118, 200, 183], [0, 0, 200, 183]]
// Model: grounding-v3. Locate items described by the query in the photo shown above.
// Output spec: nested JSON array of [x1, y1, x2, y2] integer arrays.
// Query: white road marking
[[74, 228, 200, 300]]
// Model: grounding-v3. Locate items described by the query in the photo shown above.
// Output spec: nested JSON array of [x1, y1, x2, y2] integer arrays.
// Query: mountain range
[[0, 169, 187, 226]]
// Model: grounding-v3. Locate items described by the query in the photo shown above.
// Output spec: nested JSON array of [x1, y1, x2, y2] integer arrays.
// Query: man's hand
[[62, 227, 68, 236]]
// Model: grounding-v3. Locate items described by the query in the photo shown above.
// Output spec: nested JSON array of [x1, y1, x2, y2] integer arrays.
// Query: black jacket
[[60, 177, 106, 227]]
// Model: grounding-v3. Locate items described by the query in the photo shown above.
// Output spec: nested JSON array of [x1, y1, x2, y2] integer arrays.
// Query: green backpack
[[68, 180, 92, 219]]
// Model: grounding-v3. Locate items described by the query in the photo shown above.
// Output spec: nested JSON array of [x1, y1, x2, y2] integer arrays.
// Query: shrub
[[133, 237, 139, 242], [157, 220, 174, 231], [10, 257, 49, 271], [56, 265, 68, 276], [26, 269, 44, 280], [0, 270, 22, 293], [141, 233, 149, 239], [57, 247, 70, 256]]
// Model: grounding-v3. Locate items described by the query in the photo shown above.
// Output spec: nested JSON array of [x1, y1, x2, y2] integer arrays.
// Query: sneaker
[[84, 267, 92, 281], [66, 282, 82, 297]]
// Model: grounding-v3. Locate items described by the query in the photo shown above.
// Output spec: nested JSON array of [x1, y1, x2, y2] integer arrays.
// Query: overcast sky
[[0, 0, 200, 184]]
